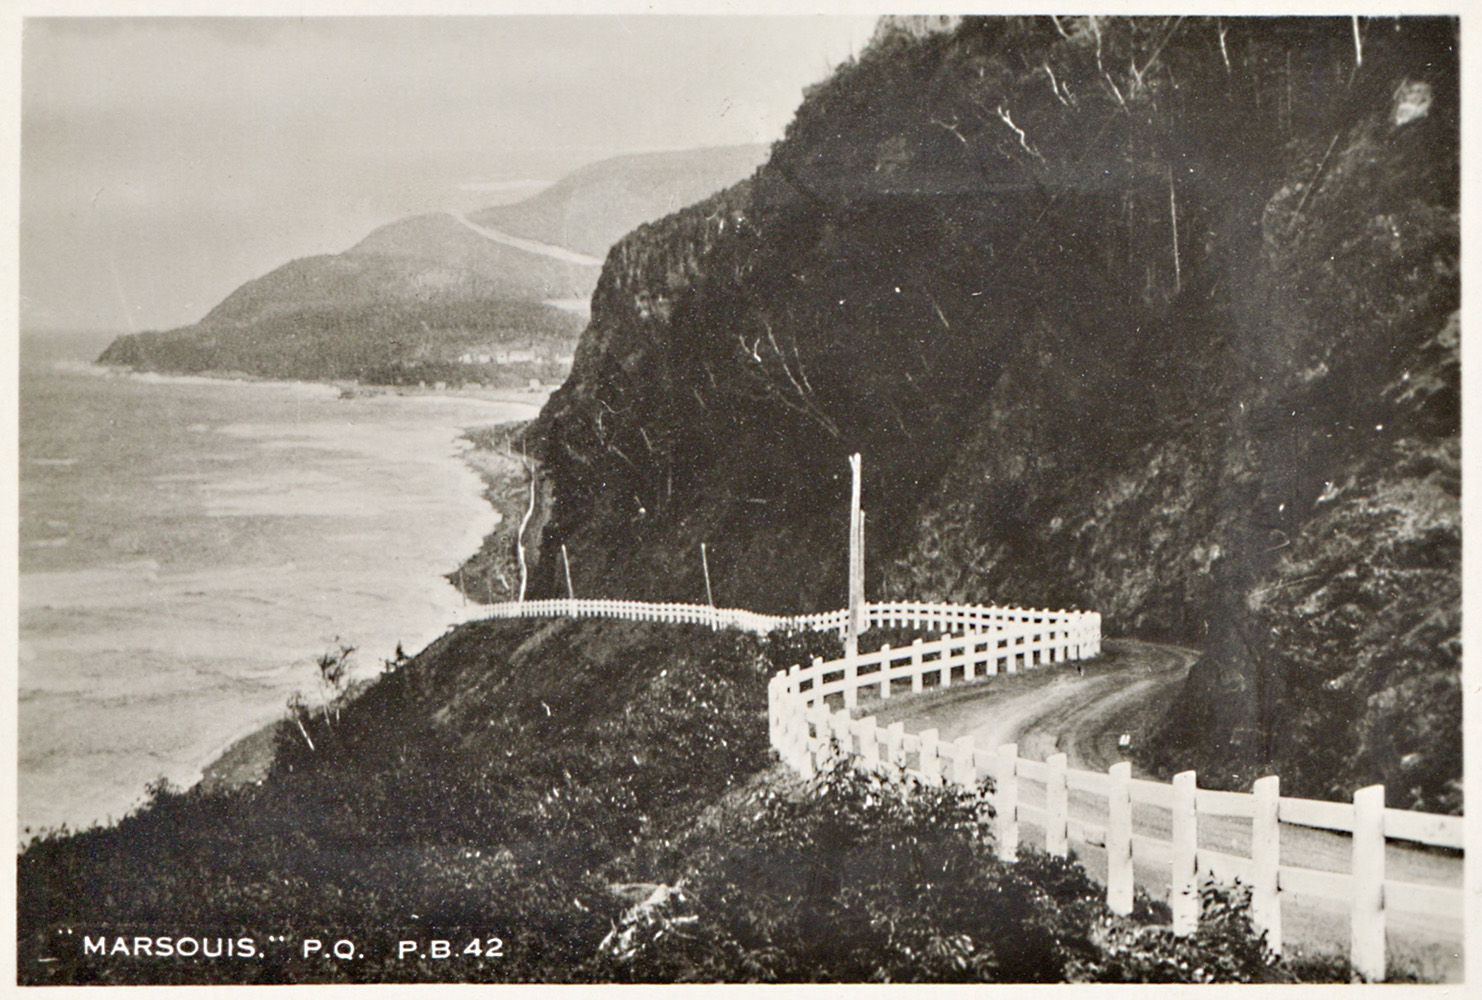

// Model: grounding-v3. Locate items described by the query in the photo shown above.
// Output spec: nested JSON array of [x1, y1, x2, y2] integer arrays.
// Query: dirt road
[[449, 212, 603, 267], [866, 640, 1463, 981]]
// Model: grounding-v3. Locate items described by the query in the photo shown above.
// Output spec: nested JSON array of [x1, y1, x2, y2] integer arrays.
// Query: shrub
[[589, 750, 1109, 982]]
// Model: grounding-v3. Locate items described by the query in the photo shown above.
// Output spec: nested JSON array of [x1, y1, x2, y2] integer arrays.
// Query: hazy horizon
[[21, 16, 877, 335]]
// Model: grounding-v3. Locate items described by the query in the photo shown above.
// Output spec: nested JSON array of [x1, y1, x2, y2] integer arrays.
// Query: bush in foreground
[[590, 752, 1301, 983]]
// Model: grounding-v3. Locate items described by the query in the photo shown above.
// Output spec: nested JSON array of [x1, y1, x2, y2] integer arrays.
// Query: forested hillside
[[97, 146, 769, 386], [522, 16, 1459, 809]]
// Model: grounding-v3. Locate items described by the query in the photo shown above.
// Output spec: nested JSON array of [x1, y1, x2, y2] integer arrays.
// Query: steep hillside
[[523, 17, 1459, 810], [97, 146, 766, 385]]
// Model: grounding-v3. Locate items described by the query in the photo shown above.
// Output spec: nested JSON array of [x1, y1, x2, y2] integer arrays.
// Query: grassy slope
[[19, 617, 1356, 984], [18, 619, 826, 983]]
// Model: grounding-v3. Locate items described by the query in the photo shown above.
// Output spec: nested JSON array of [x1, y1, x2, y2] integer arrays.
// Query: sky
[[19, 15, 878, 333]]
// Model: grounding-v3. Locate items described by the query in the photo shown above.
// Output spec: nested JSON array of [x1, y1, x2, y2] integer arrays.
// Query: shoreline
[[191, 401, 543, 798], [23, 357, 553, 826], [84, 358, 556, 412]]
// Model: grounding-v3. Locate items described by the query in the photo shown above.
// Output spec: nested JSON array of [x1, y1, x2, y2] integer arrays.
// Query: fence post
[[831, 709, 853, 757], [884, 722, 904, 768], [879, 643, 893, 700], [793, 693, 813, 778], [996, 743, 1019, 861], [1107, 761, 1134, 915], [952, 734, 976, 786], [767, 676, 780, 748], [1171, 770, 1198, 936], [911, 638, 924, 693], [1351, 784, 1387, 982], [1047, 752, 1069, 857], [859, 715, 879, 770], [815, 703, 838, 772], [1251, 775, 1282, 954], [919, 728, 941, 784], [843, 651, 858, 709], [784, 667, 803, 774]]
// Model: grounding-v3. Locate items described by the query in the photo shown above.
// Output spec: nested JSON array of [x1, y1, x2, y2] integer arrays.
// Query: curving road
[[448, 212, 604, 267], [866, 640, 1463, 981]]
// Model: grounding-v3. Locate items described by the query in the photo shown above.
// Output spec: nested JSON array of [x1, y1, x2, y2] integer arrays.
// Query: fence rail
[[768, 632, 1464, 984], [474, 597, 1099, 645]]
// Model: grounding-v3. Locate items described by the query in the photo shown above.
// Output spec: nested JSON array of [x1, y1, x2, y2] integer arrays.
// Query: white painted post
[[784, 666, 802, 772], [952, 734, 976, 787], [1046, 752, 1069, 857], [1107, 761, 1134, 915], [1351, 785, 1387, 982], [886, 722, 905, 768], [811, 704, 831, 773], [831, 709, 852, 756], [879, 643, 893, 700], [919, 728, 941, 784], [1171, 770, 1199, 936], [911, 638, 924, 693], [767, 676, 780, 747], [793, 691, 813, 777], [941, 644, 952, 689], [996, 743, 1019, 861], [845, 453, 864, 658], [843, 652, 858, 710], [1251, 775, 1282, 954], [859, 715, 879, 769]]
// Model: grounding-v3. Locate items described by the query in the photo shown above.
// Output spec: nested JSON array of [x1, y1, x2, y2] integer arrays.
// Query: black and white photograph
[[11, 6, 1467, 986]]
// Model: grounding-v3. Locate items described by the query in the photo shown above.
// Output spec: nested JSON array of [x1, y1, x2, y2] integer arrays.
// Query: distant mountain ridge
[[98, 144, 770, 385], [472, 145, 770, 257]]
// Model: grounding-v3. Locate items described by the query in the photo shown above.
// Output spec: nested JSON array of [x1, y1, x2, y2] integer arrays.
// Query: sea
[[17, 330, 540, 839]]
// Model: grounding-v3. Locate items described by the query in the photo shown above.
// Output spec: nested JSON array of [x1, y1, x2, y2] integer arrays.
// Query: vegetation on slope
[[19, 620, 1347, 984], [95, 146, 769, 385], [99, 297, 583, 386], [523, 16, 1458, 809]]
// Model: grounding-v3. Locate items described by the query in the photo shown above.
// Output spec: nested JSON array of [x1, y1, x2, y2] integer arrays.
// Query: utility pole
[[562, 544, 575, 599], [846, 453, 865, 658], [701, 542, 715, 607]]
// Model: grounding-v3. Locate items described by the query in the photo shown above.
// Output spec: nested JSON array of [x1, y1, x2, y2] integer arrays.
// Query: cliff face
[[528, 17, 1458, 810]]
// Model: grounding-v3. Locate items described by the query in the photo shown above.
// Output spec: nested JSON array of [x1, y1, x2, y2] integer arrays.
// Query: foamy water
[[19, 333, 539, 838]]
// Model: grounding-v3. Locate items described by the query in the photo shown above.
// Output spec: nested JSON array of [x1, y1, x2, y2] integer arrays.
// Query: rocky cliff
[[527, 17, 1459, 809]]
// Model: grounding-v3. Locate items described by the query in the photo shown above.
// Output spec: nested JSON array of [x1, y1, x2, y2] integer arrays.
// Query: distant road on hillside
[[449, 212, 604, 267]]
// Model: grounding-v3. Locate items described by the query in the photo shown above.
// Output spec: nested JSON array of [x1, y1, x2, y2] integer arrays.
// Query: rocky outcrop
[[528, 17, 1459, 809]]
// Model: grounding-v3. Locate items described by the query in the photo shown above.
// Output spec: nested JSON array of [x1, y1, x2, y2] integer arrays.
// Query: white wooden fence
[[475, 596, 1099, 647], [767, 628, 1465, 983], [474, 594, 1461, 982]]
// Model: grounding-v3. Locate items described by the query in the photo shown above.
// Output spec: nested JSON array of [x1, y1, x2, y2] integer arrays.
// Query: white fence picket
[[1107, 761, 1134, 916], [1046, 752, 1069, 858], [1351, 785, 1387, 982], [1170, 770, 1198, 936], [996, 743, 1019, 861], [1252, 775, 1282, 953]]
